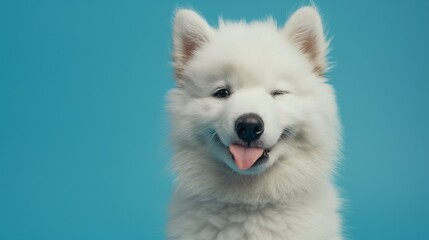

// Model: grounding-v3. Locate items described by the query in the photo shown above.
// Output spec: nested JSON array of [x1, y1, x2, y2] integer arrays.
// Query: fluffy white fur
[[167, 6, 342, 240]]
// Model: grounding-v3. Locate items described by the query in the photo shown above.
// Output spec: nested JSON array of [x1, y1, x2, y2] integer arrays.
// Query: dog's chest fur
[[168, 188, 341, 240]]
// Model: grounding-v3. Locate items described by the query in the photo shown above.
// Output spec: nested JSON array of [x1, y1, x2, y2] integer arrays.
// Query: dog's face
[[168, 7, 340, 200]]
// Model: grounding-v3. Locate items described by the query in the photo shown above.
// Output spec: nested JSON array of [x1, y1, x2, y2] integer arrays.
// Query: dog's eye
[[213, 88, 231, 98], [271, 90, 289, 97]]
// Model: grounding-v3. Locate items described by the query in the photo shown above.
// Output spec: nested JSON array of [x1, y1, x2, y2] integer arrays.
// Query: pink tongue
[[229, 144, 264, 170]]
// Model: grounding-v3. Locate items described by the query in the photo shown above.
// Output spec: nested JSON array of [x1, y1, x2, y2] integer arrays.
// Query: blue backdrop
[[1, 1, 428, 239]]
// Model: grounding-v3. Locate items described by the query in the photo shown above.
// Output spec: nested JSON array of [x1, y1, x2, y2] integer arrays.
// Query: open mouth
[[229, 144, 271, 170], [212, 128, 292, 171]]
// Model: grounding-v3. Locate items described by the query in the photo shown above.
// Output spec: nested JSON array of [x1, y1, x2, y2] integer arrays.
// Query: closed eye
[[270, 90, 289, 97]]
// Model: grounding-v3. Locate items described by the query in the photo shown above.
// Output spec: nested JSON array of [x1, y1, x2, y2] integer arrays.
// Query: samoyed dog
[[167, 6, 342, 240]]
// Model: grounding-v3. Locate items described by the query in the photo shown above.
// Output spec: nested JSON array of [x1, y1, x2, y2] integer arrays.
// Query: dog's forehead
[[208, 28, 308, 80], [185, 22, 315, 93], [225, 62, 286, 87], [190, 50, 303, 89]]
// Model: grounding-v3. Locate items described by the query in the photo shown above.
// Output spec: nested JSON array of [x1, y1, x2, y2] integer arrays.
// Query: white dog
[[167, 6, 342, 240]]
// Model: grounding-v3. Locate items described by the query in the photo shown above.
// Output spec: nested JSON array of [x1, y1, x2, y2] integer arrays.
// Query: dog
[[166, 6, 342, 240]]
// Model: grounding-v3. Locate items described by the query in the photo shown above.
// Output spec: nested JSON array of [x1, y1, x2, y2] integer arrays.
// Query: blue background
[[1, 0, 428, 239]]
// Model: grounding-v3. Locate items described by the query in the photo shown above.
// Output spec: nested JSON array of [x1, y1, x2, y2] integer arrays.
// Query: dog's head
[[168, 7, 341, 203]]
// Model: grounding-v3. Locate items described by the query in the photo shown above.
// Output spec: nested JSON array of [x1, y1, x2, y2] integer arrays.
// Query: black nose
[[235, 113, 264, 143]]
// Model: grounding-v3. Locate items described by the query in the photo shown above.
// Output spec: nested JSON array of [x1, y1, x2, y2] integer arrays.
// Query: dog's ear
[[284, 7, 328, 76], [173, 9, 213, 81]]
